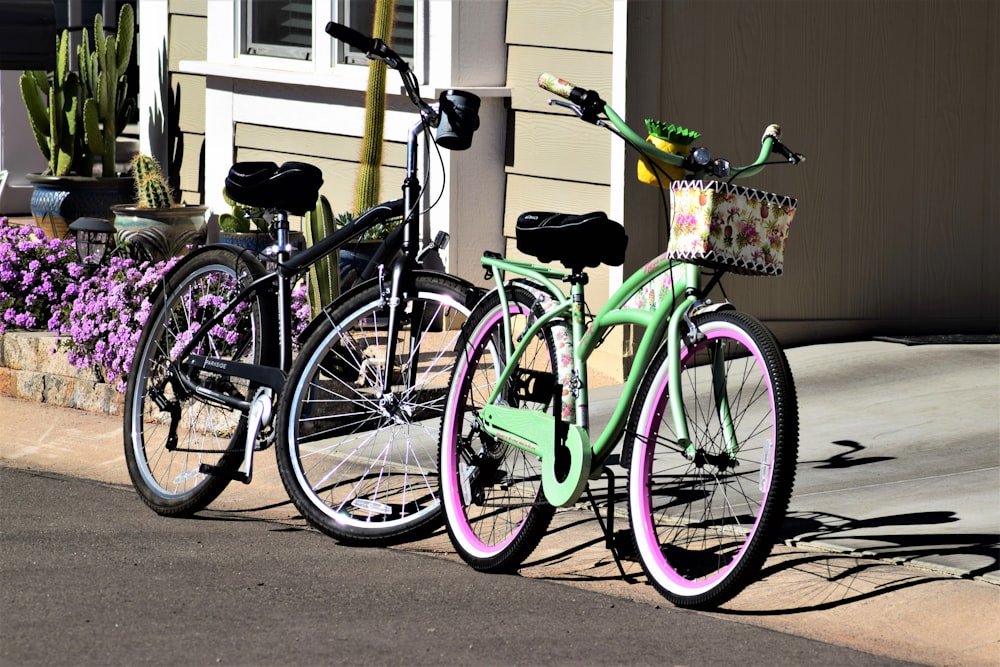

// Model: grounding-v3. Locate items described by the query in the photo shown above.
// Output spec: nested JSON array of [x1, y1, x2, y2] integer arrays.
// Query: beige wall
[[167, 0, 207, 204], [504, 0, 998, 353], [163, 0, 997, 368]]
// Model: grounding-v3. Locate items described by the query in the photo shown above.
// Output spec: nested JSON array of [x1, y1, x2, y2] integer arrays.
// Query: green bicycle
[[438, 74, 805, 608]]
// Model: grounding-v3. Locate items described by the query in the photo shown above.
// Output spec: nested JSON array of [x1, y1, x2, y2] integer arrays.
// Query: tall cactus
[[131, 153, 176, 209], [354, 0, 395, 215], [305, 194, 340, 316], [19, 32, 79, 176], [79, 3, 135, 177], [18, 3, 134, 177]]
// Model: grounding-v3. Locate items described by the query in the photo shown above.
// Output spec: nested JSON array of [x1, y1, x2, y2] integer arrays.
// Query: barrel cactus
[[130, 154, 176, 209]]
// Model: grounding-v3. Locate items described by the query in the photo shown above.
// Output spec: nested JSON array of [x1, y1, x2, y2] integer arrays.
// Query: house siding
[[155, 0, 996, 382], [166, 2, 207, 204], [504, 0, 627, 377], [646, 0, 999, 343], [233, 123, 406, 215]]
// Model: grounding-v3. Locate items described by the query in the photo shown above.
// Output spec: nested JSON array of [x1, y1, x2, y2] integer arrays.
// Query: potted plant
[[19, 3, 136, 238], [218, 188, 307, 257], [111, 154, 208, 262]]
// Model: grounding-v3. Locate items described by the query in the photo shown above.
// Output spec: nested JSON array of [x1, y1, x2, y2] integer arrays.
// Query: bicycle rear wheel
[[439, 286, 562, 572], [277, 273, 475, 544], [625, 310, 798, 608], [123, 248, 275, 516]]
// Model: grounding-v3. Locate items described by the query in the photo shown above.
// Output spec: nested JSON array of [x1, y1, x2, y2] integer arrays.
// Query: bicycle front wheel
[[123, 248, 275, 516], [277, 273, 475, 544], [625, 310, 798, 608], [439, 285, 563, 572]]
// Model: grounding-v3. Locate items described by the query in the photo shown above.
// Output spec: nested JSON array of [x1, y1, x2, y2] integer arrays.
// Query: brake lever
[[762, 124, 805, 165], [548, 99, 585, 119], [774, 141, 806, 164]]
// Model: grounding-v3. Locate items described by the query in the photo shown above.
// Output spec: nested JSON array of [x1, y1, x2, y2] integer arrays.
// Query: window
[[240, 0, 414, 65], [243, 0, 313, 60], [341, 0, 414, 65]]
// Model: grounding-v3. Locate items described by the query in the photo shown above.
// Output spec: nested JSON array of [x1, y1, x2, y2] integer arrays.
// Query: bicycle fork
[[668, 295, 741, 464]]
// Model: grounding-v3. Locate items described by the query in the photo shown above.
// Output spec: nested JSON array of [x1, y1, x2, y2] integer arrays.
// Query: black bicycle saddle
[[225, 161, 324, 216], [516, 211, 628, 271]]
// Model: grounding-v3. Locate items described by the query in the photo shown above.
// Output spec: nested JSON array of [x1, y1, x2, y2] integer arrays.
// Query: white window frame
[[234, 0, 423, 80], [173, 0, 508, 283]]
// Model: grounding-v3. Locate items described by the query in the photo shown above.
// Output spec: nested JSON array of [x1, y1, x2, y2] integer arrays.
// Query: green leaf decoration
[[645, 119, 701, 146]]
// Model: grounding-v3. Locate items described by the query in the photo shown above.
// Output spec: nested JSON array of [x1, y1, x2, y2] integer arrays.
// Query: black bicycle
[[123, 23, 482, 544]]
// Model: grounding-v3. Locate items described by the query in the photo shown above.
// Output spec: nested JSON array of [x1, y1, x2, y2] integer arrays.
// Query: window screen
[[243, 0, 313, 60], [341, 0, 413, 65]]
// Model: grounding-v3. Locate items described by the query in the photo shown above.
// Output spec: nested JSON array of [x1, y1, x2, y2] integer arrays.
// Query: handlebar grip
[[537, 72, 607, 119], [761, 123, 805, 164], [325, 21, 374, 53], [538, 73, 577, 100]]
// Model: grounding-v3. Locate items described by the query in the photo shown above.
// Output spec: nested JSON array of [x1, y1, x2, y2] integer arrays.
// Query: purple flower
[[2, 217, 313, 393]]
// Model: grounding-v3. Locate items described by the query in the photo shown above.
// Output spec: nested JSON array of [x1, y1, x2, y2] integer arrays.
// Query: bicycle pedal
[[198, 463, 251, 484]]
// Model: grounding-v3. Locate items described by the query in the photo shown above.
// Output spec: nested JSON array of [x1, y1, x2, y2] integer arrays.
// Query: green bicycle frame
[[481, 251, 715, 472], [474, 99, 778, 503]]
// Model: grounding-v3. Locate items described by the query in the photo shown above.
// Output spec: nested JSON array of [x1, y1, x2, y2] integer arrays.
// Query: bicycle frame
[[477, 251, 740, 506], [465, 76, 804, 507], [164, 114, 434, 409]]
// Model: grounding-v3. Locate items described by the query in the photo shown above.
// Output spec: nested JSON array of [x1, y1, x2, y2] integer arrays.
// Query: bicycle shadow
[[809, 439, 894, 469], [717, 507, 999, 614], [516, 442, 999, 614]]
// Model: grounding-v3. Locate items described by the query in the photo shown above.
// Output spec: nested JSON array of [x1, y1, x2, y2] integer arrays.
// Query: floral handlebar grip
[[538, 73, 575, 100]]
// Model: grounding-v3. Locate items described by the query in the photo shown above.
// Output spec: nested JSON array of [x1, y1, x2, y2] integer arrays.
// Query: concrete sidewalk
[[1, 340, 998, 665]]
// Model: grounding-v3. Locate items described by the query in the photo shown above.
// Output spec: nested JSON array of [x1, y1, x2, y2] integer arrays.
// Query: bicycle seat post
[[270, 210, 295, 368], [271, 211, 291, 259]]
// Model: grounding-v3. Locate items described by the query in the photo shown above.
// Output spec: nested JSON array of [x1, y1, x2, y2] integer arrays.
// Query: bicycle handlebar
[[537, 72, 804, 180], [325, 22, 408, 72]]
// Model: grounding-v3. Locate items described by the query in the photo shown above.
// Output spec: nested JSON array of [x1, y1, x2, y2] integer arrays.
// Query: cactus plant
[[19, 33, 79, 176], [130, 154, 177, 209], [79, 3, 135, 178], [219, 188, 268, 233], [354, 0, 396, 216], [305, 195, 340, 316], [19, 3, 134, 177]]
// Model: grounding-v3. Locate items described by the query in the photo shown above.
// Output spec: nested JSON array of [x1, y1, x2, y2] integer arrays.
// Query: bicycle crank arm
[[198, 389, 273, 485], [478, 404, 591, 507]]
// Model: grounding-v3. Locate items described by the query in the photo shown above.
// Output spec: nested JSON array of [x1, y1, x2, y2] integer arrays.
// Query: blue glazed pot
[[27, 174, 135, 239]]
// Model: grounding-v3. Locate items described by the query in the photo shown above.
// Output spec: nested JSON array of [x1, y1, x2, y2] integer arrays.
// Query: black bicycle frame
[[164, 115, 431, 412]]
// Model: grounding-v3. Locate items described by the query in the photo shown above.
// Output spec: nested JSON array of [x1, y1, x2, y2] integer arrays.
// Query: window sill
[[179, 59, 511, 98], [179, 60, 370, 91]]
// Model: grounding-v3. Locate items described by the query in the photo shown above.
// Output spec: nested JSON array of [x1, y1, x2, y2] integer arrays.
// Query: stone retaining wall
[[0, 331, 123, 415]]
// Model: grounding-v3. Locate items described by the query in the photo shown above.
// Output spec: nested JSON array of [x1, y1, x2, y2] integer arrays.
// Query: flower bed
[[1, 217, 309, 393]]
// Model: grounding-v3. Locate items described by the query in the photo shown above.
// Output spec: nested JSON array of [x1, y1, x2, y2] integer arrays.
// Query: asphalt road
[[0, 466, 916, 667]]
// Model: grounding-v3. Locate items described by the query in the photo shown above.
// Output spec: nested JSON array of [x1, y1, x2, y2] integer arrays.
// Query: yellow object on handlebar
[[637, 134, 690, 185]]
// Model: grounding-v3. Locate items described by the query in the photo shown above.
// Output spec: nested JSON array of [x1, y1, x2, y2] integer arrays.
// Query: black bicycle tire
[[123, 248, 276, 516], [276, 272, 476, 544], [625, 310, 798, 608]]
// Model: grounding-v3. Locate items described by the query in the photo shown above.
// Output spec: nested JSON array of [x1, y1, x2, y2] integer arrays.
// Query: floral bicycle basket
[[666, 180, 797, 276]]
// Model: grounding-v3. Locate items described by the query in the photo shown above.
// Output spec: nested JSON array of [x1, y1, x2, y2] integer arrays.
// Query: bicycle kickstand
[[199, 387, 273, 485], [585, 463, 638, 583]]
